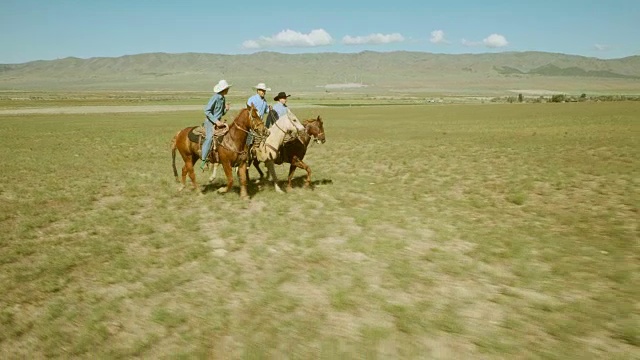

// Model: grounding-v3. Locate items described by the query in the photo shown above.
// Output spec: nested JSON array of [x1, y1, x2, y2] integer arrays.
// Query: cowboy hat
[[213, 79, 232, 93], [253, 82, 271, 91], [273, 91, 291, 101]]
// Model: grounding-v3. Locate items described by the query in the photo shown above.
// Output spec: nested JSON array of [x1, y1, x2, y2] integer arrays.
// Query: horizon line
[[3, 50, 638, 65]]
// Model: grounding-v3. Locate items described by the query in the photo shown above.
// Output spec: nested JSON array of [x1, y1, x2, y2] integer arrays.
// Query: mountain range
[[1, 51, 639, 95]]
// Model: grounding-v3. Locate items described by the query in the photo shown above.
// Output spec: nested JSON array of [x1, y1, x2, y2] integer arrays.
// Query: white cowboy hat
[[253, 82, 271, 91], [213, 79, 232, 93]]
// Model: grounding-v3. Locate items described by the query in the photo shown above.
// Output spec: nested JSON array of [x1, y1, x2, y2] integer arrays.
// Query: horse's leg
[[238, 161, 249, 200], [185, 158, 198, 191], [287, 156, 311, 190], [177, 148, 191, 191], [298, 159, 312, 188], [287, 163, 297, 190], [179, 154, 193, 192], [265, 160, 284, 193], [241, 165, 251, 185], [208, 163, 219, 183], [253, 159, 264, 183], [217, 161, 234, 194], [179, 164, 188, 192]]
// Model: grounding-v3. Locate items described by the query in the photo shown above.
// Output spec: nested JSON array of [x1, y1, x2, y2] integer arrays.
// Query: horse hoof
[[275, 185, 285, 194], [217, 187, 228, 194], [177, 185, 185, 192]]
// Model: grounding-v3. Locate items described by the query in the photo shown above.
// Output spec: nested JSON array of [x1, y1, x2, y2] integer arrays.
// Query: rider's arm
[[205, 95, 224, 124]]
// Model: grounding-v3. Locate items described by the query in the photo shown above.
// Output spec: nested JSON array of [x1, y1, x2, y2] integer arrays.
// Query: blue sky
[[1, 0, 638, 64]]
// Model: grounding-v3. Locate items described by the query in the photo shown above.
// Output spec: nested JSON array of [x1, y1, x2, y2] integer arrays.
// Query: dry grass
[[0, 101, 638, 359]]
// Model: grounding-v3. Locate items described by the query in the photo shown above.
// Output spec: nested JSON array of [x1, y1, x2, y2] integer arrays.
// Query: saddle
[[188, 124, 230, 162], [188, 124, 229, 144]]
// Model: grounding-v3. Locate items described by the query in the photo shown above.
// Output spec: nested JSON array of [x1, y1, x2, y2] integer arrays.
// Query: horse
[[252, 109, 306, 193], [250, 116, 325, 190], [171, 105, 265, 199]]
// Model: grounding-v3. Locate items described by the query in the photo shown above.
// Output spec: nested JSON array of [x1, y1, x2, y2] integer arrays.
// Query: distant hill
[[495, 64, 639, 79], [1, 51, 639, 95]]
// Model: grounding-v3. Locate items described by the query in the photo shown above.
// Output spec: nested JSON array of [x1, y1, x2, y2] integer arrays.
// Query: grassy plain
[[0, 100, 638, 358], [0, 91, 465, 110]]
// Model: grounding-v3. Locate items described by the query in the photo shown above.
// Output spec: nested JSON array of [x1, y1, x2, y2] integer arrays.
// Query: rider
[[247, 82, 271, 119], [201, 79, 231, 170], [246, 82, 272, 158], [272, 91, 291, 120]]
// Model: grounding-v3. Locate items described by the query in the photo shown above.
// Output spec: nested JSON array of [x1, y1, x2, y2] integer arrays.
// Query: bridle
[[220, 108, 263, 154], [229, 108, 262, 134], [305, 119, 325, 144], [273, 114, 303, 138]]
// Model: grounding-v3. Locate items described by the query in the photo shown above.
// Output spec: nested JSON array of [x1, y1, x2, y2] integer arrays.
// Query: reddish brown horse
[[171, 105, 265, 199], [250, 116, 326, 189]]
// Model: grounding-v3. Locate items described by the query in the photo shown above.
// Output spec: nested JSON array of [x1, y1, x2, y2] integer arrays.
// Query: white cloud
[[242, 40, 261, 49], [461, 33, 508, 48], [241, 29, 333, 49], [461, 39, 481, 47], [594, 43, 610, 51], [483, 34, 509, 48], [430, 30, 448, 44], [342, 33, 405, 45]]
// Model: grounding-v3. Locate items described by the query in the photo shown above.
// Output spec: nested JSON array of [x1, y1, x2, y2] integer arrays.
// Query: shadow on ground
[[200, 175, 333, 197]]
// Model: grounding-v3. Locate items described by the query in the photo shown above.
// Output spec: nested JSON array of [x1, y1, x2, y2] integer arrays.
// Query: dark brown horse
[[251, 116, 325, 189], [171, 105, 265, 199]]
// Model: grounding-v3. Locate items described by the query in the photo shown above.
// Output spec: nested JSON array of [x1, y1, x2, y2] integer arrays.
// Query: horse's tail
[[171, 130, 180, 180]]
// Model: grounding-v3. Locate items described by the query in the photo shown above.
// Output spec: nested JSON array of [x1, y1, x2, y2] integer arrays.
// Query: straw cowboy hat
[[213, 79, 232, 93], [253, 82, 271, 91], [273, 92, 291, 101]]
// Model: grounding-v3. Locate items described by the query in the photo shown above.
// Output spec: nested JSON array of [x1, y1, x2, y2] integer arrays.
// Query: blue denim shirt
[[247, 94, 269, 118], [273, 102, 287, 118], [204, 93, 227, 124]]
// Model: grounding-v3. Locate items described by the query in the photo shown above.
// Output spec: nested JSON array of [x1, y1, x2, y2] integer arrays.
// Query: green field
[[0, 91, 433, 110], [0, 102, 638, 358]]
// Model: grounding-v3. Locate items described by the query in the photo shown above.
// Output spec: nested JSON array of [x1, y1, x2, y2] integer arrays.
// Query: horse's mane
[[303, 118, 321, 126], [234, 107, 248, 119], [231, 107, 252, 126]]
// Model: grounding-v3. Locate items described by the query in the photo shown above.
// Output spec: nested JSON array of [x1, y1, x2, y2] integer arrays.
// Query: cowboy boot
[[199, 146, 209, 171]]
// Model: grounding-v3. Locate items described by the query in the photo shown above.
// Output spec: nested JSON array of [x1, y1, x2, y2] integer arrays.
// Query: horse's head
[[246, 104, 266, 133], [282, 109, 305, 136], [304, 116, 326, 144]]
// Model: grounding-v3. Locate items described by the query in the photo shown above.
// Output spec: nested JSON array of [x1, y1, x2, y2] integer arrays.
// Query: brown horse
[[171, 105, 265, 199], [250, 116, 326, 190]]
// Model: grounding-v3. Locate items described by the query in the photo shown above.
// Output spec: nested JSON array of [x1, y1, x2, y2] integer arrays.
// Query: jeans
[[201, 120, 214, 162]]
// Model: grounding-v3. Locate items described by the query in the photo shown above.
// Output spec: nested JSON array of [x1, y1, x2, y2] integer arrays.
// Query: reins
[[219, 109, 262, 154]]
